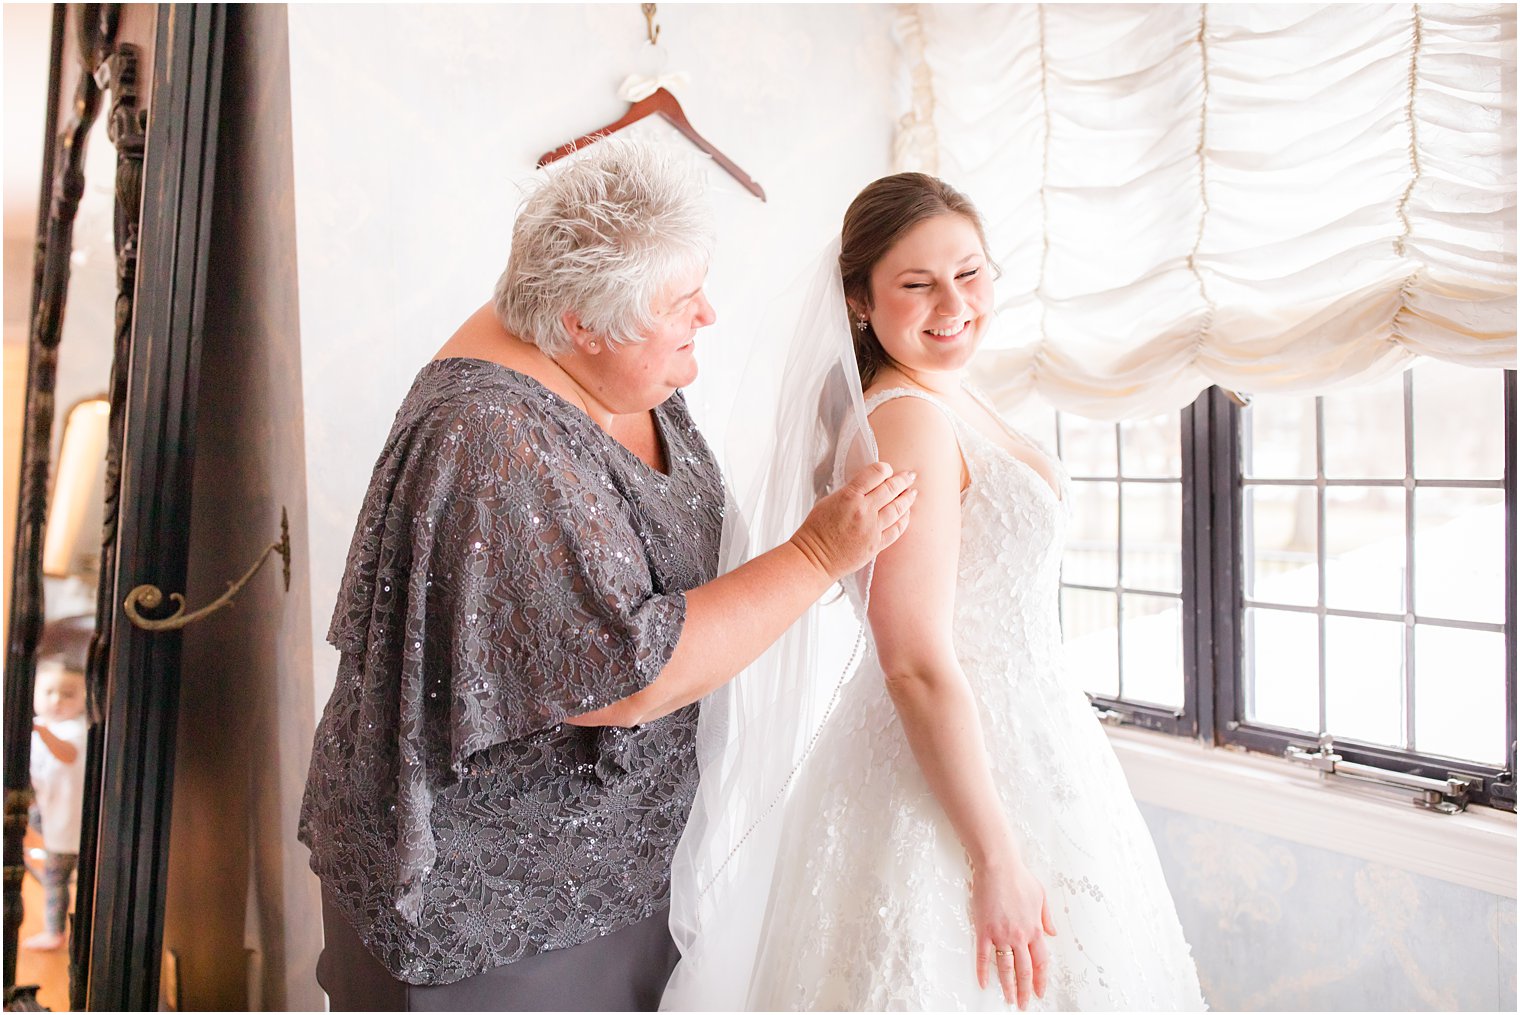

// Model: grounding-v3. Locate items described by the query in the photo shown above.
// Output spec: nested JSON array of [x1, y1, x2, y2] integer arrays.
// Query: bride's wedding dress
[[743, 385, 1206, 1011]]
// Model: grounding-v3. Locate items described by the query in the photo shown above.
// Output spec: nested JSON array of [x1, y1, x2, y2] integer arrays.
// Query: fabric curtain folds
[[895, 3, 1516, 419]]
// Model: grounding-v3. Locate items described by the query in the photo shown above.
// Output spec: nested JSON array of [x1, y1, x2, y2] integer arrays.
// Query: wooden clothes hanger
[[537, 88, 766, 202], [535, 6, 766, 201]]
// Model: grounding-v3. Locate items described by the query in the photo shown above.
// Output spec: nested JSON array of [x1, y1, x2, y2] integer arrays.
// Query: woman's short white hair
[[495, 139, 714, 357]]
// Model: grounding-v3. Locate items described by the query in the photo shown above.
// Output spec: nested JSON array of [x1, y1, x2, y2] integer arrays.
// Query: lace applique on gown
[[745, 386, 1206, 1012]]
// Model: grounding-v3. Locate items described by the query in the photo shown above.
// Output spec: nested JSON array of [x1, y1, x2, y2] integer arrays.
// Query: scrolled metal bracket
[[123, 508, 290, 632]]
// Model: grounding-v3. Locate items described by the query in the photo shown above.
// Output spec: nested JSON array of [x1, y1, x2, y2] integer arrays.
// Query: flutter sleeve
[[433, 405, 687, 757], [381, 398, 685, 768]]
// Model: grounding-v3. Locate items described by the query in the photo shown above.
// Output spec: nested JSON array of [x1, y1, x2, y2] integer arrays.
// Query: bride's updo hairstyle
[[839, 173, 994, 388]]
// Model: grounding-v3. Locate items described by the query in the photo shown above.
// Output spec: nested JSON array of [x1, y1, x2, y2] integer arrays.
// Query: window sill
[[1107, 725, 1517, 899]]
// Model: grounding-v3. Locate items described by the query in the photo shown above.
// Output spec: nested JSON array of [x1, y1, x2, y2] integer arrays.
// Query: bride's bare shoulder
[[864, 391, 966, 491]]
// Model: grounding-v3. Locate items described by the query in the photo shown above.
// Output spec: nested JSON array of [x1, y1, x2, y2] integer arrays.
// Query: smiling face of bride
[[857, 213, 993, 382], [839, 173, 996, 389]]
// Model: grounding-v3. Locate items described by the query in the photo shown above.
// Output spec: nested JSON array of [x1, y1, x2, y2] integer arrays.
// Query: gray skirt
[[317, 890, 681, 1012]]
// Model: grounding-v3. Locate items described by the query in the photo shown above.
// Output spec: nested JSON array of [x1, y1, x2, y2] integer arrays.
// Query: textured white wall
[[288, 3, 899, 710]]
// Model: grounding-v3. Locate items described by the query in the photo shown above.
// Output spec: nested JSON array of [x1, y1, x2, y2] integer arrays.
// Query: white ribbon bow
[[618, 71, 691, 103]]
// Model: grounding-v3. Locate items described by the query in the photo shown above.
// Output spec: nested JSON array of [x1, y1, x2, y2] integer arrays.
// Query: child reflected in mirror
[[24, 618, 91, 952]]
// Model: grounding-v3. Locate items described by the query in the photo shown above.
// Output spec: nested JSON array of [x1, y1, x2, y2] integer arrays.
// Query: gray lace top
[[299, 357, 724, 985]]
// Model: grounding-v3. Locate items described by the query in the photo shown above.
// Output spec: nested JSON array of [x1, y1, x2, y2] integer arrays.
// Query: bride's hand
[[789, 462, 917, 580], [971, 855, 1057, 1010]]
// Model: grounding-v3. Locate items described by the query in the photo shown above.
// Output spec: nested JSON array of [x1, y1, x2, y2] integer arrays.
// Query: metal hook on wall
[[641, 3, 660, 46], [122, 508, 291, 632]]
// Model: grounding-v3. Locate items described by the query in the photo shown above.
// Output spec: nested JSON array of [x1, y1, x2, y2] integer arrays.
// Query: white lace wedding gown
[[744, 386, 1206, 1011]]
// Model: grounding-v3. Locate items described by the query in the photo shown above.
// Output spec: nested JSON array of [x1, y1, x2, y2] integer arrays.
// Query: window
[[1054, 365, 1516, 811], [1057, 409, 1190, 734]]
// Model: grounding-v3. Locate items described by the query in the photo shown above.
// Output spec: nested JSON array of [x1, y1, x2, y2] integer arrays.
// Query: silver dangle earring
[[856, 317, 869, 333]]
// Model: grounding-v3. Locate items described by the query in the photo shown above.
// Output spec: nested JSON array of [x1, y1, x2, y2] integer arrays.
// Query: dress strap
[[959, 382, 1003, 420], [863, 386, 961, 426], [960, 381, 1070, 505], [961, 383, 1058, 457]]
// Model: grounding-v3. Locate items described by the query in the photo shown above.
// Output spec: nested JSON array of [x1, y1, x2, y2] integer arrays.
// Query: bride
[[662, 174, 1206, 1011]]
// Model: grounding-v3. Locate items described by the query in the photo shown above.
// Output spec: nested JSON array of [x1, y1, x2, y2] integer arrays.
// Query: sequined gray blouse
[[299, 358, 724, 985]]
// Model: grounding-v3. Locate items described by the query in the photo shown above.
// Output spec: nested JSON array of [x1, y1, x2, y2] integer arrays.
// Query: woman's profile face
[[864, 213, 992, 378], [599, 262, 717, 407]]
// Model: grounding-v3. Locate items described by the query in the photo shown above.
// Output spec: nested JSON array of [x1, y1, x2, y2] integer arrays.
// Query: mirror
[[41, 398, 110, 584], [16, 395, 110, 1009], [4, 4, 141, 1008]]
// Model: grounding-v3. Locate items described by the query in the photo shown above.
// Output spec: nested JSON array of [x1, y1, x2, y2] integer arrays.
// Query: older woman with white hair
[[299, 140, 916, 1011]]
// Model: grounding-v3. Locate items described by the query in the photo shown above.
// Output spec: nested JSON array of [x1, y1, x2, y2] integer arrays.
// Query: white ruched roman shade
[[895, 4, 1516, 419]]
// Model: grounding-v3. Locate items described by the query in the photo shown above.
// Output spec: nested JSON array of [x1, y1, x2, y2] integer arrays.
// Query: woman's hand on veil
[[788, 462, 917, 580], [972, 854, 1057, 1009]]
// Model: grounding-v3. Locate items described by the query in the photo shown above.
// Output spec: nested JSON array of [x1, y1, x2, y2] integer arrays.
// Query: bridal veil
[[663, 241, 876, 1010]]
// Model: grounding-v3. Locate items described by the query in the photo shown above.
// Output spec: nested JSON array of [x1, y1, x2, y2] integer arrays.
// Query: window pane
[[1414, 626, 1506, 765], [1062, 588, 1118, 698], [1242, 393, 1316, 479], [1121, 593, 1183, 708], [1119, 412, 1181, 478], [1236, 366, 1512, 789], [1064, 480, 1117, 586], [1412, 361, 1505, 480], [1324, 486, 1405, 615], [1321, 371, 1406, 480], [1414, 488, 1505, 624], [1324, 616, 1405, 749], [1243, 607, 1319, 731], [1058, 415, 1117, 477], [1245, 485, 1317, 606], [1121, 483, 1181, 593]]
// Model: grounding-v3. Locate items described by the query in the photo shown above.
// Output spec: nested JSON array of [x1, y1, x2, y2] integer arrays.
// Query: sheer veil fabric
[[663, 241, 876, 1010]]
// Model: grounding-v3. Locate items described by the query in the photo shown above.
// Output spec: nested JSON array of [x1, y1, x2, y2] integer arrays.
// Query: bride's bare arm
[[866, 396, 1055, 1011], [866, 400, 1008, 870]]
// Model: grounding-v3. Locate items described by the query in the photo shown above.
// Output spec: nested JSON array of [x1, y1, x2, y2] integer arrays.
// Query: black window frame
[[1072, 371, 1517, 813], [1056, 404, 1195, 738]]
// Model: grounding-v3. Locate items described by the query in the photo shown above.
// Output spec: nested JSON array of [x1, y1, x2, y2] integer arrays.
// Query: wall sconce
[[42, 396, 109, 579]]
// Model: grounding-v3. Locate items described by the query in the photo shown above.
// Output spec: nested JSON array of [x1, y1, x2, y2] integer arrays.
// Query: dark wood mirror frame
[[4, 4, 225, 1010]]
